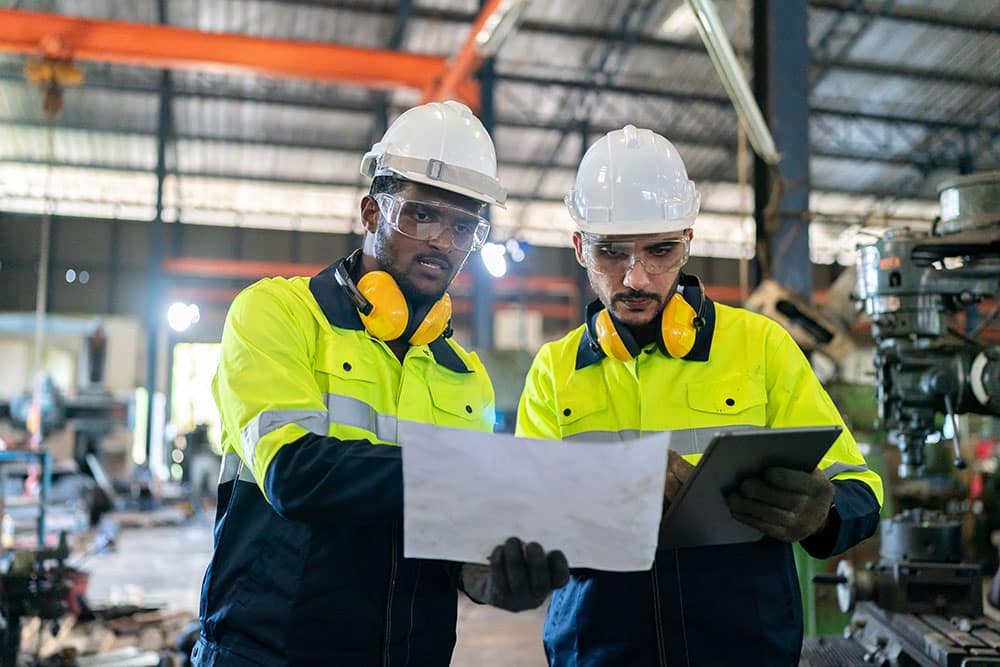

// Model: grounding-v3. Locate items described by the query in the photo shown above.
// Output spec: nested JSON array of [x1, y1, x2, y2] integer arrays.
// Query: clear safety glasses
[[373, 193, 491, 252], [581, 235, 691, 276]]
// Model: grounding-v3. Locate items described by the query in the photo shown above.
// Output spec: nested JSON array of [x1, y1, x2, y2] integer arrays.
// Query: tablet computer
[[657, 425, 843, 550]]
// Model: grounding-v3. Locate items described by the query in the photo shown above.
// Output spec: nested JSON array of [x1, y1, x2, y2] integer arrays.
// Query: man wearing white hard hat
[[515, 125, 882, 665], [193, 101, 568, 667]]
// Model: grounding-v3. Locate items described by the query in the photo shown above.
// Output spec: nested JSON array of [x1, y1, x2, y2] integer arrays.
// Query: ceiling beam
[[4, 64, 994, 136], [0, 115, 937, 171], [272, 0, 1000, 88], [499, 73, 999, 134], [0, 8, 475, 100], [809, 0, 1000, 35], [0, 157, 934, 202]]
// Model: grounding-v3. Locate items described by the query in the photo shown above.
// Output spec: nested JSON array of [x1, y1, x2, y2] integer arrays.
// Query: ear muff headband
[[334, 256, 451, 344], [590, 278, 707, 361]]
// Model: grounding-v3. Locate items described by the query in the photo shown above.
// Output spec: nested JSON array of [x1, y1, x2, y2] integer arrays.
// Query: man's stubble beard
[[372, 224, 450, 307]]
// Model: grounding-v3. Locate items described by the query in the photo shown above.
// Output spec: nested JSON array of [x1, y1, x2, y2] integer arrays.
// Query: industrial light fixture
[[65, 267, 91, 284], [687, 0, 780, 165], [167, 302, 200, 332], [505, 238, 526, 263], [481, 242, 508, 278], [475, 0, 530, 57], [658, 3, 699, 37]]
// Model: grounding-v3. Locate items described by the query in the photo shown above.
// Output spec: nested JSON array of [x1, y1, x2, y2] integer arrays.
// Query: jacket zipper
[[383, 521, 399, 667], [650, 563, 668, 667]]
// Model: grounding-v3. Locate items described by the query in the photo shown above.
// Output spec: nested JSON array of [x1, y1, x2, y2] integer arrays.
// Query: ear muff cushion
[[357, 271, 409, 341], [594, 309, 636, 362], [409, 293, 452, 345], [662, 293, 697, 358]]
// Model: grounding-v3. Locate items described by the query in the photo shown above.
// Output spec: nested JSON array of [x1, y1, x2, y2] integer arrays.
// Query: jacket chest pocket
[[428, 379, 491, 431], [556, 387, 610, 440], [685, 375, 767, 428], [314, 339, 378, 391]]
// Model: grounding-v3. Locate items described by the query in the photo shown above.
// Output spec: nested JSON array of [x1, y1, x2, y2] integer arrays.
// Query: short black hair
[[369, 175, 407, 197]]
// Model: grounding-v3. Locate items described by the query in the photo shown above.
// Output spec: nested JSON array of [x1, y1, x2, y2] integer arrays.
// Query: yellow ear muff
[[357, 271, 409, 341], [662, 292, 697, 357], [594, 308, 634, 362], [409, 293, 452, 345]]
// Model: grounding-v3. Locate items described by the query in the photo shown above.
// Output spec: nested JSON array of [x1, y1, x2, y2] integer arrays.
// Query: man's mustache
[[612, 289, 660, 304], [414, 253, 453, 271]]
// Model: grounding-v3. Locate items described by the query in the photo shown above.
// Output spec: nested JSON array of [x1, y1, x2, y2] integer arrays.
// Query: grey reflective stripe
[[240, 396, 398, 473], [241, 409, 329, 470], [218, 451, 258, 486], [326, 394, 398, 443], [565, 430, 640, 443], [564, 425, 753, 454], [668, 426, 748, 455], [823, 461, 870, 478]]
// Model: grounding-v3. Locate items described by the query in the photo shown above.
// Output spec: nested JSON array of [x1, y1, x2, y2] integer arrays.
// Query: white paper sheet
[[399, 421, 669, 572]]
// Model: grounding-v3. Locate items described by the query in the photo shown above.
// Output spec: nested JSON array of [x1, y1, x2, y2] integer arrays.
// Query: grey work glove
[[664, 449, 695, 506], [726, 467, 835, 543], [461, 537, 570, 612]]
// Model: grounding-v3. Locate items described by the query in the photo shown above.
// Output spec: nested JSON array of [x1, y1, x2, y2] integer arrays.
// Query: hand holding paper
[[663, 449, 694, 506], [461, 537, 570, 612]]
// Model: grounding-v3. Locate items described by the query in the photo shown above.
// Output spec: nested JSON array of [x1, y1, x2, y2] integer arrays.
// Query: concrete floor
[[83, 517, 547, 666]]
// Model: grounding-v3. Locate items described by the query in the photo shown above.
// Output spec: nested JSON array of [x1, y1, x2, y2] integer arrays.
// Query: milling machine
[[804, 171, 1000, 666]]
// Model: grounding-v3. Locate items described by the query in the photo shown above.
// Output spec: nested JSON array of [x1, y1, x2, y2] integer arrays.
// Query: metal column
[[472, 53, 496, 351], [753, 0, 812, 300], [144, 2, 173, 463]]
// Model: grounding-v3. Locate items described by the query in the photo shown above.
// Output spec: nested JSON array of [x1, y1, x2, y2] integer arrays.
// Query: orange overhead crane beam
[[162, 257, 327, 279], [0, 8, 479, 102]]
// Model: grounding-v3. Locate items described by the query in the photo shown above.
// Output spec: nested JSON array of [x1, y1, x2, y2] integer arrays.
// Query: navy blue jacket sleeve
[[800, 479, 880, 558], [264, 433, 402, 526]]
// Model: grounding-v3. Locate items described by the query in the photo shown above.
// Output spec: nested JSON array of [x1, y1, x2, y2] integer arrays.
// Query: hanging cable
[[28, 107, 56, 454]]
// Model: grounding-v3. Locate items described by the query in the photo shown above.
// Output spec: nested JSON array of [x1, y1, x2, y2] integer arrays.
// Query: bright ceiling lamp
[[167, 302, 200, 332], [481, 242, 508, 278]]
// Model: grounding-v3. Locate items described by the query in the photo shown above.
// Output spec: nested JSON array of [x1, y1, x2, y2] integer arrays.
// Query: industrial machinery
[[857, 177, 1000, 480], [7, 326, 129, 475], [0, 451, 82, 667], [0, 534, 75, 667], [803, 171, 1000, 666]]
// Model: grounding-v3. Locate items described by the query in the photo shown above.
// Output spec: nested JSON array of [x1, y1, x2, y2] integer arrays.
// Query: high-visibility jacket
[[193, 260, 495, 667], [516, 278, 882, 667]]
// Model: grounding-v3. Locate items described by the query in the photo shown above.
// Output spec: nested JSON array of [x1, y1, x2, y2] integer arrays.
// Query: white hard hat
[[566, 124, 700, 235], [360, 100, 507, 207]]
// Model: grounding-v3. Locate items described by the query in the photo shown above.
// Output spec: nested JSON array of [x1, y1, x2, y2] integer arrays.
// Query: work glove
[[726, 467, 835, 543], [664, 449, 695, 506], [461, 537, 570, 612]]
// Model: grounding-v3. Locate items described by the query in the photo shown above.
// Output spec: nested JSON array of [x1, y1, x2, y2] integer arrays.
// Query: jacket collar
[[575, 272, 716, 370], [309, 255, 471, 374]]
